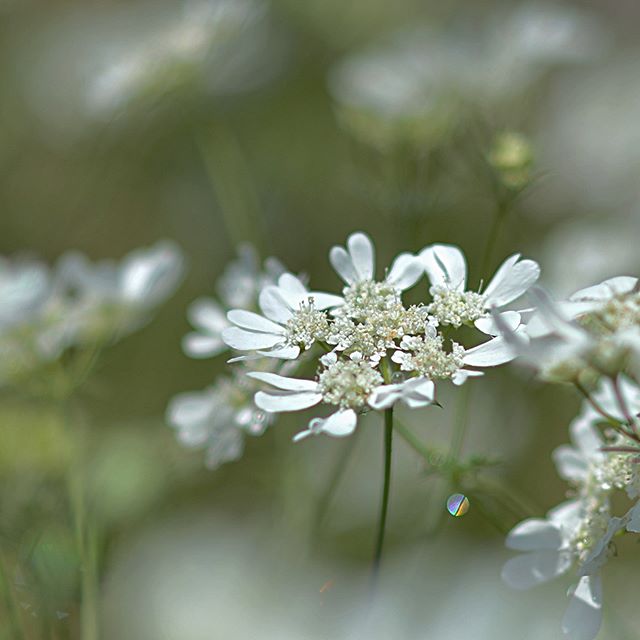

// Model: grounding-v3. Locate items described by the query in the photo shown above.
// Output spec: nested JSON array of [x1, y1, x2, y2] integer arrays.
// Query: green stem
[[64, 402, 99, 640], [480, 197, 509, 282], [372, 408, 393, 582], [449, 384, 472, 467]]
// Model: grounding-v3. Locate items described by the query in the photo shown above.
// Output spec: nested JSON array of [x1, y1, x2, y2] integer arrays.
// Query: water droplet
[[446, 493, 469, 517], [391, 372, 405, 383]]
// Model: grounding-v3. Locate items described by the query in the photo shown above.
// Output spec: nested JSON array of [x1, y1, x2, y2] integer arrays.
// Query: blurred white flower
[[328, 4, 606, 148], [58, 240, 185, 342], [503, 376, 640, 640], [182, 245, 285, 358], [21, 0, 285, 140]]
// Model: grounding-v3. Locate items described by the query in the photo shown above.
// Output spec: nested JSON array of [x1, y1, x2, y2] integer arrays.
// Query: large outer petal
[[386, 253, 423, 291], [347, 232, 375, 280], [222, 327, 283, 351], [329, 246, 358, 285], [227, 309, 285, 334], [501, 550, 571, 589], [505, 519, 563, 551], [259, 287, 293, 324], [247, 371, 318, 392], [483, 254, 540, 307], [254, 390, 322, 412], [318, 409, 358, 437], [570, 276, 638, 302], [474, 310, 521, 336], [552, 445, 589, 483], [420, 244, 467, 291], [561, 575, 603, 640], [462, 336, 515, 367], [182, 333, 226, 358], [187, 298, 227, 333]]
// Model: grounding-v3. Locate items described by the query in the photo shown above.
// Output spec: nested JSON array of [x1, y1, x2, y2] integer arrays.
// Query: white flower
[[420, 243, 540, 331], [222, 273, 343, 360], [329, 231, 423, 294]]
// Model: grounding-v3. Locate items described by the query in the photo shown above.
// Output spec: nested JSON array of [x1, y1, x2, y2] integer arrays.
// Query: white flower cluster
[[503, 377, 640, 640], [498, 276, 640, 385], [166, 246, 297, 469], [221, 232, 540, 441], [0, 241, 184, 392]]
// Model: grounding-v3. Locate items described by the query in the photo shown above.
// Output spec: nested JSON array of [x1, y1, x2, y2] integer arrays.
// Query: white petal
[[553, 445, 589, 483], [329, 246, 358, 285], [221, 327, 282, 351], [561, 575, 603, 640], [462, 336, 515, 367], [548, 500, 582, 531], [347, 232, 375, 280], [187, 298, 228, 333], [420, 244, 467, 291], [309, 292, 345, 310], [570, 276, 638, 302], [506, 519, 564, 551], [474, 310, 521, 336], [247, 371, 318, 392], [166, 391, 213, 428], [501, 551, 571, 589], [369, 383, 403, 410], [258, 287, 294, 323], [483, 255, 540, 307], [292, 428, 314, 443], [571, 416, 603, 460], [277, 273, 308, 297], [318, 409, 358, 437], [626, 502, 640, 533], [227, 309, 284, 334], [182, 333, 226, 358], [452, 369, 484, 386], [256, 345, 300, 360], [386, 253, 423, 291], [254, 390, 323, 413]]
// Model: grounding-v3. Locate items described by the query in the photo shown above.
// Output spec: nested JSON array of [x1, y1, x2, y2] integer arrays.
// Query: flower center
[[284, 299, 329, 350], [393, 334, 464, 379], [427, 286, 486, 328], [578, 293, 640, 334], [318, 360, 383, 409]]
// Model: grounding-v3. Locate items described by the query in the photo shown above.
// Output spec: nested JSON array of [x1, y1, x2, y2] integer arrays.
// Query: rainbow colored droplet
[[446, 493, 469, 517]]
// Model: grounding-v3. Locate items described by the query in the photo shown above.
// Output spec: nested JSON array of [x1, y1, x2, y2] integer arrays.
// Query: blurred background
[[1, 0, 639, 638]]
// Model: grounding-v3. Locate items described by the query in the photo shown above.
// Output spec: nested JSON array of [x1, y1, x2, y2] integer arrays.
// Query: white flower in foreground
[[0, 258, 51, 330], [420, 243, 540, 331], [222, 273, 343, 360], [182, 245, 284, 358], [249, 363, 436, 442]]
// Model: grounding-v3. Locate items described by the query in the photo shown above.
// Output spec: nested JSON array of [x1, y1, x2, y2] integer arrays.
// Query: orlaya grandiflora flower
[[247, 359, 435, 442], [504, 377, 640, 640], [222, 273, 344, 360], [182, 245, 285, 359], [497, 284, 640, 383], [419, 243, 540, 332]]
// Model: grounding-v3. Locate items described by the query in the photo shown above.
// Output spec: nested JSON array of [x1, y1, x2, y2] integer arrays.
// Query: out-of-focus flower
[[58, 240, 185, 343], [168, 244, 293, 469], [21, 0, 285, 140], [503, 376, 640, 640], [487, 132, 534, 191], [0, 241, 184, 393], [328, 4, 606, 150], [183, 245, 285, 358]]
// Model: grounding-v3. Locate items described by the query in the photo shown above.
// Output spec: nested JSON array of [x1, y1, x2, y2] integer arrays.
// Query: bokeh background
[[1, 0, 639, 638]]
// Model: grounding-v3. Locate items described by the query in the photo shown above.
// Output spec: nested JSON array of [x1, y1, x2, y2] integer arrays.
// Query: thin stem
[[574, 382, 623, 428], [63, 402, 99, 640], [612, 376, 640, 440], [450, 384, 472, 464], [372, 408, 393, 582]]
